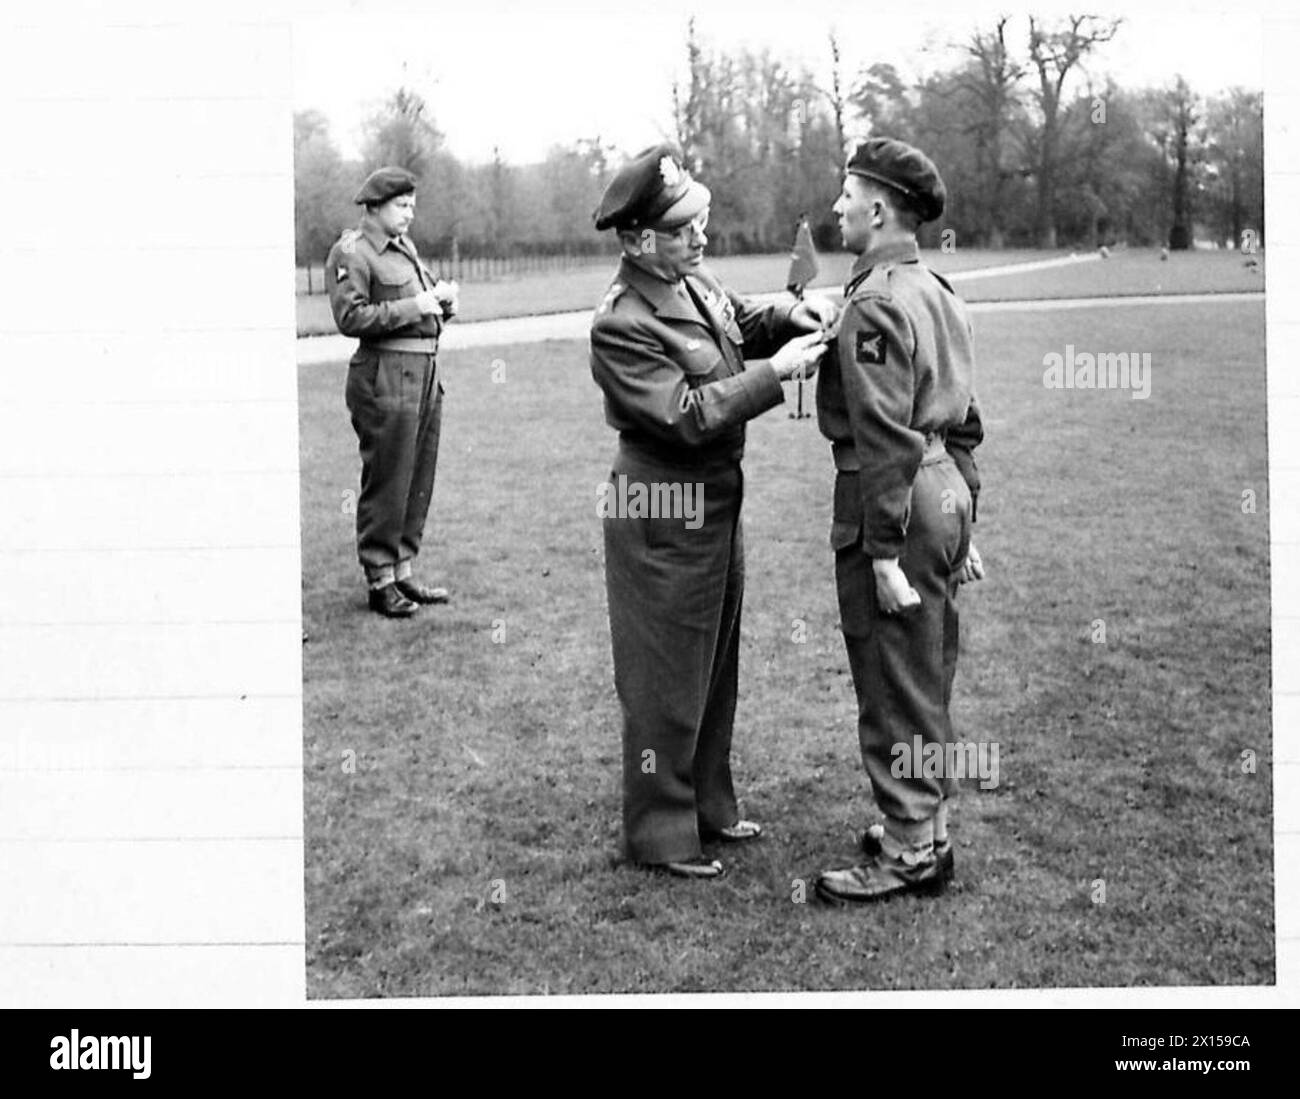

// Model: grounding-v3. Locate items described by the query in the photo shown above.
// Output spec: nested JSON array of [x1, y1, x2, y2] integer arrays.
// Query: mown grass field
[[300, 254, 1271, 997], [295, 247, 1262, 336], [294, 246, 1046, 335]]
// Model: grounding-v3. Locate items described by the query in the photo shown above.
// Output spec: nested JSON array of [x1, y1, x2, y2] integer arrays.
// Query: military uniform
[[815, 139, 984, 903], [592, 257, 800, 865], [820, 237, 982, 813], [324, 168, 452, 613], [588, 144, 813, 870]]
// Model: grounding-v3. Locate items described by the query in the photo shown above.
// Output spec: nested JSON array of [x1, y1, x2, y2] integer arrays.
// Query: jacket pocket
[[681, 337, 726, 382], [372, 270, 416, 302]]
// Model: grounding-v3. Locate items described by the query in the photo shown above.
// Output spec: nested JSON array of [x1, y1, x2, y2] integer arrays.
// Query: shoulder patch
[[597, 282, 626, 315], [339, 229, 359, 256], [855, 329, 886, 365]]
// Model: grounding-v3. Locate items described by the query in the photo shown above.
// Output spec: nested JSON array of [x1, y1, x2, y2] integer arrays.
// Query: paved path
[[297, 251, 1261, 366]]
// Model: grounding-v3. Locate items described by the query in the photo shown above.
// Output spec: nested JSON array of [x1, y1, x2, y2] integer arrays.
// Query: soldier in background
[[325, 167, 458, 618], [589, 144, 836, 879]]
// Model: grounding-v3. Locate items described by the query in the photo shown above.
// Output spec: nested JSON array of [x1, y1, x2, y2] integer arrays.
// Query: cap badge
[[659, 155, 682, 189]]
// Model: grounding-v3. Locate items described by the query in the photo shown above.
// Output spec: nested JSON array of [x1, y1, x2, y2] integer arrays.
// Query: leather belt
[[362, 337, 439, 354], [833, 432, 947, 472]]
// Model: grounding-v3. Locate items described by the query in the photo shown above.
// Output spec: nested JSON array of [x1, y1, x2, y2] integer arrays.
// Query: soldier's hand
[[414, 289, 442, 315], [432, 279, 460, 319], [872, 557, 922, 615], [771, 331, 828, 381], [790, 295, 840, 335], [955, 542, 985, 584]]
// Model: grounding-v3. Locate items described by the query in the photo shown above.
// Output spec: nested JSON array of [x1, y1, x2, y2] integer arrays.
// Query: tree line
[[295, 14, 1263, 271]]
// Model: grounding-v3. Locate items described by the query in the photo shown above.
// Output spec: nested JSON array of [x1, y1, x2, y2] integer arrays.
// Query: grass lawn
[[956, 248, 1264, 302], [300, 277, 1271, 997], [296, 247, 1262, 336]]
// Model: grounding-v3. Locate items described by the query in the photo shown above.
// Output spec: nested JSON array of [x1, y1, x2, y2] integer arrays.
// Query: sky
[[291, 0, 1269, 166]]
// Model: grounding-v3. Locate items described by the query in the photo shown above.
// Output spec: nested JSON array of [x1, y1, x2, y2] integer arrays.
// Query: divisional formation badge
[[855, 329, 886, 365]]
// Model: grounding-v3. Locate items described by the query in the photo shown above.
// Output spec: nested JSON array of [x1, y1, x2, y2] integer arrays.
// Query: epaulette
[[849, 284, 893, 305], [597, 281, 626, 315], [928, 267, 956, 295]]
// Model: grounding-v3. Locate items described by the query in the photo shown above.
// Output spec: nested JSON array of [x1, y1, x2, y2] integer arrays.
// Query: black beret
[[353, 166, 418, 206], [593, 144, 711, 232], [845, 138, 946, 223]]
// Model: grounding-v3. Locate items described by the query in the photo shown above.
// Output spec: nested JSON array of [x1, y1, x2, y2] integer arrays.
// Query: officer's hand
[[955, 542, 985, 585], [414, 289, 442, 315], [771, 331, 828, 381], [873, 558, 922, 615], [790, 295, 840, 335]]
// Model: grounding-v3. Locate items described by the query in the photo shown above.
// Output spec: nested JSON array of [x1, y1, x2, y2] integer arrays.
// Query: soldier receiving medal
[[813, 138, 986, 904]]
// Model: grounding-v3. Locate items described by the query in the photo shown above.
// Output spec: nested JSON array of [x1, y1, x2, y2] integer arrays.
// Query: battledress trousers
[[590, 257, 802, 864], [325, 217, 446, 590], [817, 238, 984, 839]]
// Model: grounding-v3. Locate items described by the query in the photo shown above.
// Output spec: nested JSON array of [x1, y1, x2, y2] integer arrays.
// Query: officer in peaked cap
[[593, 144, 710, 232], [325, 166, 460, 618], [589, 144, 838, 879], [812, 137, 987, 904]]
